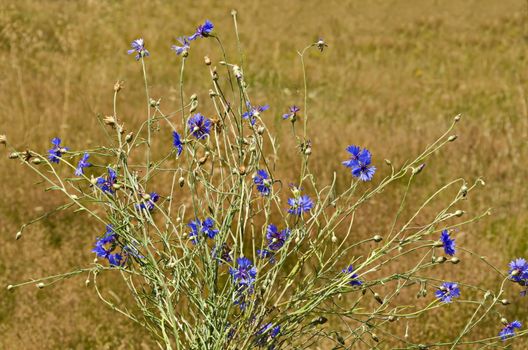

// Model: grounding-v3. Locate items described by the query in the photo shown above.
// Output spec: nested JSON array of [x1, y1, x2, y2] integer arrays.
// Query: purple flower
[[127, 38, 149, 60], [242, 102, 269, 125], [230, 257, 257, 287], [342, 145, 376, 182], [282, 105, 300, 121], [500, 320, 522, 341], [287, 195, 313, 216], [253, 169, 271, 196], [172, 131, 183, 156], [188, 217, 219, 244], [188, 113, 212, 139], [136, 192, 160, 211], [435, 282, 460, 303], [96, 168, 117, 194], [255, 323, 280, 346], [48, 137, 68, 163], [171, 37, 190, 56], [266, 224, 290, 251], [189, 20, 214, 41], [509, 258, 528, 284], [92, 225, 123, 266], [75, 153, 91, 176], [440, 230, 456, 256], [211, 243, 232, 264], [342, 265, 363, 286]]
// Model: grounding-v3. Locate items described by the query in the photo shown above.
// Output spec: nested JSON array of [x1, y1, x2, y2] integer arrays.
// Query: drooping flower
[[188, 217, 219, 244], [172, 131, 183, 156], [48, 137, 68, 163], [242, 102, 269, 125], [136, 192, 160, 211], [171, 37, 190, 56], [189, 20, 214, 41], [188, 113, 212, 139], [96, 168, 117, 194], [342, 265, 363, 286], [92, 225, 123, 266], [287, 195, 313, 216], [253, 170, 272, 196], [440, 229, 456, 256], [282, 105, 300, 121], [342, 145, 376, 182], [75, 153, 91, 176], [499, 320, 522, 341], [508, 258, 528, 284], [127, 38, 149, 60], [435, 282, 460, 303]]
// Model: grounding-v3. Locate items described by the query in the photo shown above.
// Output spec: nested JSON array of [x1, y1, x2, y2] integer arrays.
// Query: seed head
[[114, 80, 124, 92], [103, 115, 116, 127]]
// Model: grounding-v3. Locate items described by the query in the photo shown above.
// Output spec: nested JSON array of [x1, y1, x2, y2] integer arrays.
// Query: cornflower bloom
[[242, 102, 269, 125], [440, 229, 456, 256], [435, 282, 460, 303], [499, 320, 522, 341], [253, 169, 272, 196], [48, 137, 68, 163], [287, 195, 313, 216], [508, 258, 528, 284], [188, 20, 214, 40], [171, 37, 190, 56], [188, 113, 212, 139], [188, 217, 219, 244], [127, 38, 149, 60], [92, 225, 123, 266], [282, 105, 300, 121], [136, 192, 160, 211], [96, 168, 117, 194], [342, 145, 376, 181], [75, 153, 91, 176], [342, 265, 363, 286], [172, 131, 183, 156], [255, 323, 280, 347], [230, 257, 257, 310]]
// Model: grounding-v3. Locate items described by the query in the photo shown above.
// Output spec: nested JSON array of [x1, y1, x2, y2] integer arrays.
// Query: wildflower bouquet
[[3, 13, 528, 349]]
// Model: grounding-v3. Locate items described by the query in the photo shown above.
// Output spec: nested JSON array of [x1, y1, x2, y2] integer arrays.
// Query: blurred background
[[1, 0, 527, 348]]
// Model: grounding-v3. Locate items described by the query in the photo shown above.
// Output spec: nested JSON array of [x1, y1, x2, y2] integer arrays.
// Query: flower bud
[[36, 283, 45, 289], [448, 135, 457, 142], [460, 184, 468, 197], [501, 299, 510, 305], [103, 115, 116, 127], [238, 166, 246, 176], [8, 152, 19, 159], [15, 231, 22, 240], [190, 101, 198, 113], [412, 163, 426, 175], [149, 98, 159, 108], [125, 132, 134, 143], [373, 235, 383, 242], [85, 279, 90, 287], [114, 80, 124, 92], [179, 176, 185, 187], [204, 56, 211, 65], [257, 126, 265, 135], [374, 293, 383, 304], [31, 157, 42, 165], [7, 285, 14, 291], [209, 89, 217, 97], [454, 114, 461, 122], [385, 159, 392, 166], [190, 93, 198, 101], [331, 234, 337, 243], [0, 135, 6, 145], [501, 317, 509, 325], [455, 210, 464, 217], [450, 257, 460, 264], [112, 183, 121, 190], [388, 315, 396, 322], [142, 193, 151, 200], [304, 147, 312, 155], [71, 194, 78, 200], [371, 333, 379, 342], [435, 256, 446, 263]]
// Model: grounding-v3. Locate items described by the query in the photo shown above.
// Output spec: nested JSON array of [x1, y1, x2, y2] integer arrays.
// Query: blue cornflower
[[127, 38, 149, 60], [123, 244, 144, 260], [342, 145, 376, 182], [253, 170, 272, 196], [266, 224, 290, 251], [189, 20, 214, 41], [171, 37, 190, 56], [508, 258, 528, 284], [242, 102, 269, 125], [188, 113, 212, 139], [172, 131, 183, 156], [48, 137, 68, 163], [230, 257, 257, 287], [75, 153, 91, 176], [255, 323, 280, 346], [96, 168, 117, 194], [435, 282, 460, 303], [342, 265, 363, 286], [440, 230, 456, 256], [211, 243, 232, 264], [257, 248, 275, 263], [500, 320, 522, 341], [92, 225, 123, 266], [188, 217, 219, 244], [287, 195, 313, 216], [136, 192, 160, 211], [282, 105, 300, 121]]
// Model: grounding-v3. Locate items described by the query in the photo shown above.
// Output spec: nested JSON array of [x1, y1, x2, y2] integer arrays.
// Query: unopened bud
[[149, 98, 159, 108], [36, 283, 45, 289], [433, 241, 444, 247], [450, 257, 460, 264], [125, 132, 134, 143], [501, 317, 509, 325], [454, 114, 461, 122], [114, 80, 124, 92], [478, 178, 486, 186], [331, 234, 337, 243], [385, 159, 392, 166], [238, 166, 246, 175], [204, 56, 211, 65], [0, 135, 6, 145], [31, 158, 42, 165], [190, 101, 198, 113], [501, 299, 510, 305], [371, 333, 379, 342], [374, 293, 383, 304], [304, 147, 312, 155], [209, 89, 217, 97], [7, 285, 14, 291], [112, 183, 121, 190], [15, 231, 22, 240], [257, 126, 265, 135], [373, 235, 383, 242], [448, 135, 457, 142], [85, 279, 90, 287], [388, 315, 396, 322], [455, 210, 464, 217], [435, 256, 446, 263], [460, 184, 468, 197], [103, 115, 116, 127], [198, 153, 209, 165], [412, 163, 426, 175], [8, 152, 18, 159], [142, 193, 151, 200], [179, 176, 185, 187], [190, 93, 198, 101]]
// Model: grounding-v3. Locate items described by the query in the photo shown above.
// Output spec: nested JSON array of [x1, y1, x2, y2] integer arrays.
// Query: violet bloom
[[435, 282, 460, 303], [171, 37, 190, 56], [189, 20, 214, 41], [48, 137, 68, 163], [287, 195, 313, 216], [342, 145, 376, 182], [127, 38, 149, 60], [242, 102, 269, 125], [75, 153, 91, 176], [188, 113, 212, 139], [96, 168, 117, 194], [500, 320, 522, 341], [172, 131, 183, 156], [342, 265, 363, 286], [440, 229, 456, 256], [282, 105, 300, 121], [253, 169, 272, 196]]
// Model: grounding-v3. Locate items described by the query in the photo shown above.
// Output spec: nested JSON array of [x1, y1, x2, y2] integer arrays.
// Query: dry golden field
[[1, 0, 528, 348]]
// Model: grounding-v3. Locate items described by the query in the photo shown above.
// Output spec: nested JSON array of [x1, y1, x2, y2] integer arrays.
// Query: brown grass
[[1, 0, 528, 348]]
